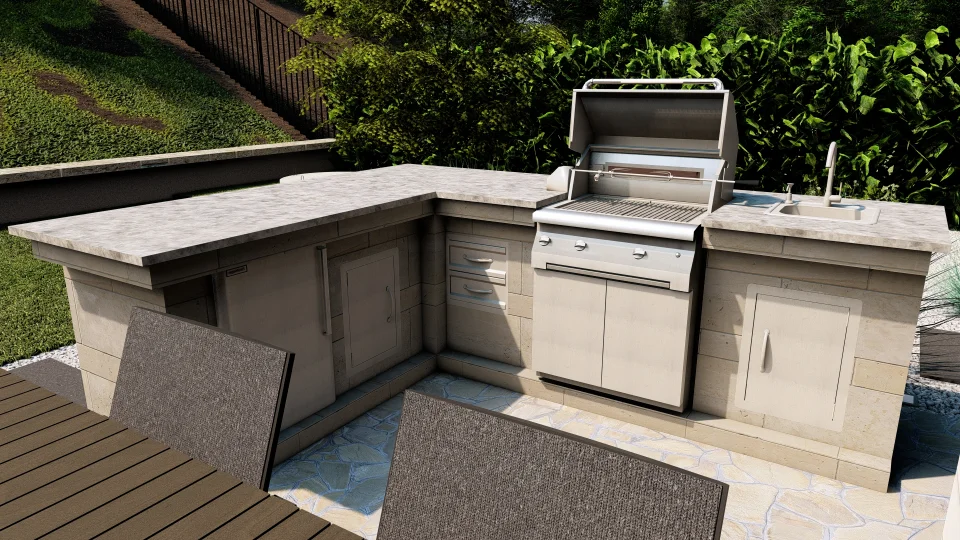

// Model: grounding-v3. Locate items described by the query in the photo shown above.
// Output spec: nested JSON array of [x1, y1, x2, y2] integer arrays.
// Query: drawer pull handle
[[463, 255, 494, 264], [463, 284, 494, 295], [759, 329, 770, 372]]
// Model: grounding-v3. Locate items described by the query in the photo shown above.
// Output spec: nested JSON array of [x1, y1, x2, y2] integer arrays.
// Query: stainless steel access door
[[216, 244, 336, 430]]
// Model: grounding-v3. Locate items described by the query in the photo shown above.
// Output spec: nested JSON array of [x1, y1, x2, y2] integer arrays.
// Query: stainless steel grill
[[557, 195, 706, 223], [532, 78, 741, 413]]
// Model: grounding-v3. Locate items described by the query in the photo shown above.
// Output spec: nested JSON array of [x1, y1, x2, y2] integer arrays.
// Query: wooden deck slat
[[0, 372, 364, 540], [314, 524, 367, 540], [205, 495, 298, 539], [0, 395, 71, 431], [0, 418, 126, 483], [260, 509, 331, 540], [0, 380, 36, 401], [0, 411, 105, 464], [0, 373, 23, 389], [150, 482, 267, 540], [0, 449, 191, 539], [97, 470, 240, 540], [0, 429, 146, 506], [0, 402, 86, 445], [0, 438, 164, 527], [0, 387, 55, 415], [43, 459, 216, 540]]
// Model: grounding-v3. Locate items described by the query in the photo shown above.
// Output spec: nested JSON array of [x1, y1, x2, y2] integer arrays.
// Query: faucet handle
[[785, 183, 794, 202]]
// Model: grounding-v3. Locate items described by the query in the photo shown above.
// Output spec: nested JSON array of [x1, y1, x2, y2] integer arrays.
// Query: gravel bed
[[4, 344, 79, 371], [908, 230, 960, 417]]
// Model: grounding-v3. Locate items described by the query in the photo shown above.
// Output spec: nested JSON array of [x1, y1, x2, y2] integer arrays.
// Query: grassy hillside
[[0, 0, 296, 364], [0, 0, 292, 168], [0, 231, 74, 365]]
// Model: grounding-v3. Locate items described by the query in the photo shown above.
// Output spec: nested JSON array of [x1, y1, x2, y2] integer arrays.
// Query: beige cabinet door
[[342, 249, 400, 375], [532, 269, 606, 386], [736, 286, 861, 431], [601, 281, 694, 410], [216, 245, 335, 429]]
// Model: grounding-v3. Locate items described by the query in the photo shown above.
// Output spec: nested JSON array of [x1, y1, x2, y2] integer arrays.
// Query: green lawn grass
[[0, 230, 74, 366], [0, 0, 292, 168]]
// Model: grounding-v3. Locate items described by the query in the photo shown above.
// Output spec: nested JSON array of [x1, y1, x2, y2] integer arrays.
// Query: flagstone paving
[[270, 372, 959, 539]]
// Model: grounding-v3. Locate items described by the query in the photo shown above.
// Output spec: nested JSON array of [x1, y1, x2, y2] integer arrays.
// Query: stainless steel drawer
[[447, 239, 507, 283], [449, 273, 507, 310]]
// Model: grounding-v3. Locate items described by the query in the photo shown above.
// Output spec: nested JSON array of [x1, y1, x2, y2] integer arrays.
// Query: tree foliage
[[291, 2, 960, 225]]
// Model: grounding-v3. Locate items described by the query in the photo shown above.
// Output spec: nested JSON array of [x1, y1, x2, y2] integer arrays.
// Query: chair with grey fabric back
[[378, 391, 729, 540], [109, 307, 295, 491]]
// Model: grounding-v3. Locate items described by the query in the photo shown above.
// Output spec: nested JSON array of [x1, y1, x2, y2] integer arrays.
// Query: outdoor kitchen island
[[9, 164, 950, 492]]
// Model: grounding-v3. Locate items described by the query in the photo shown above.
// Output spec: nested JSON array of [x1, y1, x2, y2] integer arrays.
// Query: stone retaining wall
[[0, 140, 335, 226]]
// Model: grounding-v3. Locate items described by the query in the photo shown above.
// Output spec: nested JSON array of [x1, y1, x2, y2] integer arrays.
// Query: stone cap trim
[[0, 139, 335, 185]]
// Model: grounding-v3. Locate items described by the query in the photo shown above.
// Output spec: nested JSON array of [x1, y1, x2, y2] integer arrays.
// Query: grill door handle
[[759, 329, 770, 372], [582, 78, 724, 90], [463, 254, 494, 264], [463, 284, 494, 295]]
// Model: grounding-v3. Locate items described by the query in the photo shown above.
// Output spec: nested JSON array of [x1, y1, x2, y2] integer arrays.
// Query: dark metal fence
[[136, 0, 332, 138]]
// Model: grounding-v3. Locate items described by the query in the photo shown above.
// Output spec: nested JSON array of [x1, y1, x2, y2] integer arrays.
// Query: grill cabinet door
[[532, 269, 605, 386], [600, 281, 694, 409], [342, 250, 400, 375]]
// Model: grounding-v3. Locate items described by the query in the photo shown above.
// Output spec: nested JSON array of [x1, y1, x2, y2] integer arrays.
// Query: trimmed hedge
[[307, 28, 960, 224]]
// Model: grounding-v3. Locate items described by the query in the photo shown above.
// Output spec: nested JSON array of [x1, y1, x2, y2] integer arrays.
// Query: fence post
[[254, 9, 266, 97], [179, 0, 189, 37]]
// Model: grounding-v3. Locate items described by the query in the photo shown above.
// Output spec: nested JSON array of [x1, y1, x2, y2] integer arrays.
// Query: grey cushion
[[379, 391, 728, 540], [111, 308, 294, 490], [8, 359, 85, 405]]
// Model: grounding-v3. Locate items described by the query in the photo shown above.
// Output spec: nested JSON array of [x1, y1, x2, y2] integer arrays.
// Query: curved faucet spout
[[823, 142, 839, 207]]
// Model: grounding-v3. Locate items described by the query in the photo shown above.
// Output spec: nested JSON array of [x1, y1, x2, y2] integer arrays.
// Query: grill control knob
[[633, 249, 647, 259], [574, 240, 587, 251], [538, 235, 551, 246]]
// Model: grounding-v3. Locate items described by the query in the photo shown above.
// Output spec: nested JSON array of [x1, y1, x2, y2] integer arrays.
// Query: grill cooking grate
[[558, 195, 707, 223]]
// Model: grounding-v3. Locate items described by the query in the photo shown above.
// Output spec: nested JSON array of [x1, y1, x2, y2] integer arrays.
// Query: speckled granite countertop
[[9, 164, 563, 266], [703, 191, 952, 253], [10, 167, 951, 266]]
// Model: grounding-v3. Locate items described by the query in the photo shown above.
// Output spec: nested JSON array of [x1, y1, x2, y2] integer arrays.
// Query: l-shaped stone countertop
[[9, 164, 952, 267], [9, 164, 562, 267]]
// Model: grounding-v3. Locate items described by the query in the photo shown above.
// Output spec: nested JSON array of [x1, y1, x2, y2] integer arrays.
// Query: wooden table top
[[0, 369, 361, 540]]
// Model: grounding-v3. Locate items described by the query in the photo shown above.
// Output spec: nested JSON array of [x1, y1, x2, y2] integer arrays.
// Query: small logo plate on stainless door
[[225, 265, 248, 277]]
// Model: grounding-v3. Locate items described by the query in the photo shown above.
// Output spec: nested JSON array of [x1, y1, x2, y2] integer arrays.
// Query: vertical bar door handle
[[759, 329, 770, 372], [386, 285, 395, 322], [317, 246, 332, 335]]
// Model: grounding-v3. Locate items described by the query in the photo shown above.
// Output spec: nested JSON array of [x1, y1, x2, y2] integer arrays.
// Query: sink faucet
[[823, 142, 841, 207]]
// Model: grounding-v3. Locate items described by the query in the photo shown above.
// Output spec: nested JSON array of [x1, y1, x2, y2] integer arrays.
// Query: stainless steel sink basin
[[767, 202, 880, 224]]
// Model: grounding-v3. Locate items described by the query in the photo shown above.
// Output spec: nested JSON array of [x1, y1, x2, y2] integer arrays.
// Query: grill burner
[[557, 195, 707, 224]]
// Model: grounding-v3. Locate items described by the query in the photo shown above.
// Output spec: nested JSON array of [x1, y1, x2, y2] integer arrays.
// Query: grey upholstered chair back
[[379, 391, 728, 540], [111, 308, 294, 490]]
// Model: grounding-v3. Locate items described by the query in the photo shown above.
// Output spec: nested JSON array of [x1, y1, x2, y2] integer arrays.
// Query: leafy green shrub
[[0, 0, 290, 168], [296, 25, 960, 224]]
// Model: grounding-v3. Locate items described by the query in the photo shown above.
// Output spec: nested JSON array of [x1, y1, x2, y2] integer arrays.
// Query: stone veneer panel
[[443, 218, 535, 368], [692, 243, 926, 480]]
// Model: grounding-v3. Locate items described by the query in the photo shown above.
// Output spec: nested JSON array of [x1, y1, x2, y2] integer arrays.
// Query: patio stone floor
[[270, 372, 959, 539]]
